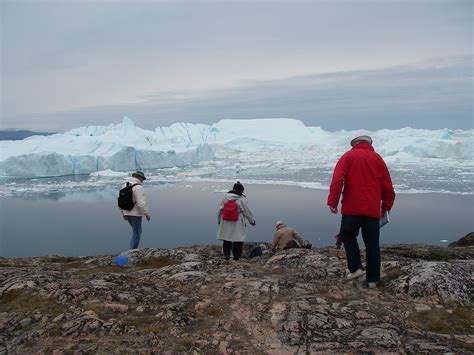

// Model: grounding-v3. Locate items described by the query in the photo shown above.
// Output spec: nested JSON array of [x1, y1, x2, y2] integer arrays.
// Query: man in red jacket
[[327, 135, 395, 288]]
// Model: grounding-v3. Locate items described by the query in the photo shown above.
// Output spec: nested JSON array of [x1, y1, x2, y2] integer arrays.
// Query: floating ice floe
[[90, 169, 128, 177]]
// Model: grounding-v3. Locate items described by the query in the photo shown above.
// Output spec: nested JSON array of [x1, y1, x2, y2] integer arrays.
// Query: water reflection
[[1, 182, 473, 258], [49, 189, 118, 202]]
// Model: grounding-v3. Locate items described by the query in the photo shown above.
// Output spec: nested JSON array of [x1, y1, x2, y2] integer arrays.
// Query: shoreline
[[0, 241, 471, 260], [2, 177, 474, 198]]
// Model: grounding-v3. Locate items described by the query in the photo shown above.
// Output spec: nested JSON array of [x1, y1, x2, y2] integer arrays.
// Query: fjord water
[[1, 182, 473, 258]]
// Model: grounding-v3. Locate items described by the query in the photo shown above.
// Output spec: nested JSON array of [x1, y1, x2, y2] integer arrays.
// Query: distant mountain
[[0, 130, 54, 140]]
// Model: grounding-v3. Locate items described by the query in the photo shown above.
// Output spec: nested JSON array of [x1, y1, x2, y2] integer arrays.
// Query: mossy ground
[[74, 256, 177, 275], [0, 290, 66, 315], [415, 249, 455, 261], [48, 256, 81, 263], [408, 305, 473, 334]]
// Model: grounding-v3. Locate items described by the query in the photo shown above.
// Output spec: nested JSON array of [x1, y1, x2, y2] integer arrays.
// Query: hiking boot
[[346, 268, 365, 280]]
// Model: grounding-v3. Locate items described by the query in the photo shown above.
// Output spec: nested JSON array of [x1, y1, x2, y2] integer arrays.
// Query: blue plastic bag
[[115, 255, 128, 267]]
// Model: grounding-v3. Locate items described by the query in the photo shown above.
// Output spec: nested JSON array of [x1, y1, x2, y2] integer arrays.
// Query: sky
[[1, 0, 473, 132]]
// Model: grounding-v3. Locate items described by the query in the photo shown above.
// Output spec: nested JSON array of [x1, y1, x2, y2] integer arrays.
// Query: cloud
[[4, 56, 472, 131], [3, 2, 472, 107]]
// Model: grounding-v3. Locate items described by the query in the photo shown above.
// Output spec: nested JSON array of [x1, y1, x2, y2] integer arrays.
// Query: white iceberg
[[0, 117, 214, 177], [152, 118, 473, 160]]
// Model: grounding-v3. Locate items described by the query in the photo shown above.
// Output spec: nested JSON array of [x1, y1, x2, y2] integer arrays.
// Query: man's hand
[[146, 215, 151, 221], [329, 206, 338, 214]]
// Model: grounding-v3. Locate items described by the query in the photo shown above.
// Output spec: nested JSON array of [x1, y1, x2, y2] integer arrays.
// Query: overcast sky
[[1, 0, 472, 132]]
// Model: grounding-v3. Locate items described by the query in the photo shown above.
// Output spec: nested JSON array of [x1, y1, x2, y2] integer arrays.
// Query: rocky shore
[[1, 239, 473, 354]]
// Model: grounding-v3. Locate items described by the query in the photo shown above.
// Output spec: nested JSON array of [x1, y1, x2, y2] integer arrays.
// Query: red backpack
[[222, 200, 239, 221]]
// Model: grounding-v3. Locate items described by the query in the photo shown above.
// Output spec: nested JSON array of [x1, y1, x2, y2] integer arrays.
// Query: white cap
[[350, 135, 373, 147], [275, 220, 285, 228]]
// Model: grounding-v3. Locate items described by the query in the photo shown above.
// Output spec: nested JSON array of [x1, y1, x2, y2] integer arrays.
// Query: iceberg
[[152, 118, 473, 160], [0, 117, 215, 177]]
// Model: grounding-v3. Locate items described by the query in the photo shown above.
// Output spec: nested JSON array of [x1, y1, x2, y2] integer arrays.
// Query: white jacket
[[120, 177, 151, 218], [216, 193, 255, 242]]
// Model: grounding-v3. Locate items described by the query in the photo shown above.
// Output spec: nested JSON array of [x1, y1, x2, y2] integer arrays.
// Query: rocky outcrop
[[387, 261, 473, 302], [0, 244, 473, 354]]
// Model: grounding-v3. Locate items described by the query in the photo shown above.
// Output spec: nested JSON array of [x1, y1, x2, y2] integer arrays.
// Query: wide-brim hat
[[275, 220, 285, 228], [132, 171, 147, 180], [350, 135, 373, 147]]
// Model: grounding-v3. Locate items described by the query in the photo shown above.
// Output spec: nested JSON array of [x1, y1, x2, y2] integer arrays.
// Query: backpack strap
[[129, 183, 139, 204], [236, 198, 244, 213]]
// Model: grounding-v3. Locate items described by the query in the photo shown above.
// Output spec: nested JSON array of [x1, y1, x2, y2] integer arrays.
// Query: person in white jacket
[[217, 181, 256, 260], [119, 171, 151, 249]]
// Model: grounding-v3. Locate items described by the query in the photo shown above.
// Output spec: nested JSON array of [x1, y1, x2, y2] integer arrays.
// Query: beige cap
[[350, 135, 373, 147]]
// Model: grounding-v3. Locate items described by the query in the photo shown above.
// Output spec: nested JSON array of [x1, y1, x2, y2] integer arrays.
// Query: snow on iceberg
[[0, 117, 214, 177], [153, 118, 335, 149]]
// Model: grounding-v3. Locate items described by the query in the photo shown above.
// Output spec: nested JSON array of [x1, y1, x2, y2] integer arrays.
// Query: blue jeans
[[125, 216, 142, 249], [340, 215, 380, 283]]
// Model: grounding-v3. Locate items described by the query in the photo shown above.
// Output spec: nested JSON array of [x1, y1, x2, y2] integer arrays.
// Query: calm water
[[1, 182, 473, 257]]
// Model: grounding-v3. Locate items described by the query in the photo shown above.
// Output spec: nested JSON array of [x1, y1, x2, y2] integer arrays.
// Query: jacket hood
[[226, 193, 242, 201], [129, 177, 143, 185]]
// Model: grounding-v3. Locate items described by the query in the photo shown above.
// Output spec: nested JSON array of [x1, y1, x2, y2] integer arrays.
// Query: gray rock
[[19, 318, 32, 328], [167, 271, 208, 281], [388, 261, 473, 302], [358, 327, 401, 347], [61, 319, 82, 336]]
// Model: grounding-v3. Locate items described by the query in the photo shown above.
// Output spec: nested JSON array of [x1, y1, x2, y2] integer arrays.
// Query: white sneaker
[[368, 282, 377, 289], [346, 268, 365, 280]]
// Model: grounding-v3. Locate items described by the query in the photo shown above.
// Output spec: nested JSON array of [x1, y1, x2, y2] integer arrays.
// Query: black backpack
[[118, 183, 138, 210]]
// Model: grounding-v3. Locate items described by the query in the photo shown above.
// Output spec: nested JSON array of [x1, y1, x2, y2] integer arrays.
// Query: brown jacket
[[272, 224, 304, 251]]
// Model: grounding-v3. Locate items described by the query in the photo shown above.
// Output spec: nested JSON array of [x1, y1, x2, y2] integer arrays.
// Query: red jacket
[[327, 143, 395, 219]]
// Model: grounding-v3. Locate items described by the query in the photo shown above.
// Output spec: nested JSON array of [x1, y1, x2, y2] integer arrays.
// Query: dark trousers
[[340, 215, 380, 283], [223, 241, 244, 260]]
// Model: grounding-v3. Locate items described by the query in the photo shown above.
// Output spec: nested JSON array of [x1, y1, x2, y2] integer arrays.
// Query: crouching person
[[272, 221, 308, 251], [217, 181, 256, 260]]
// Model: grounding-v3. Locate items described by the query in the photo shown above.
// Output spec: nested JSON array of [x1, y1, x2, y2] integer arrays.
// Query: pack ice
[[0, 117, 472, 178]]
